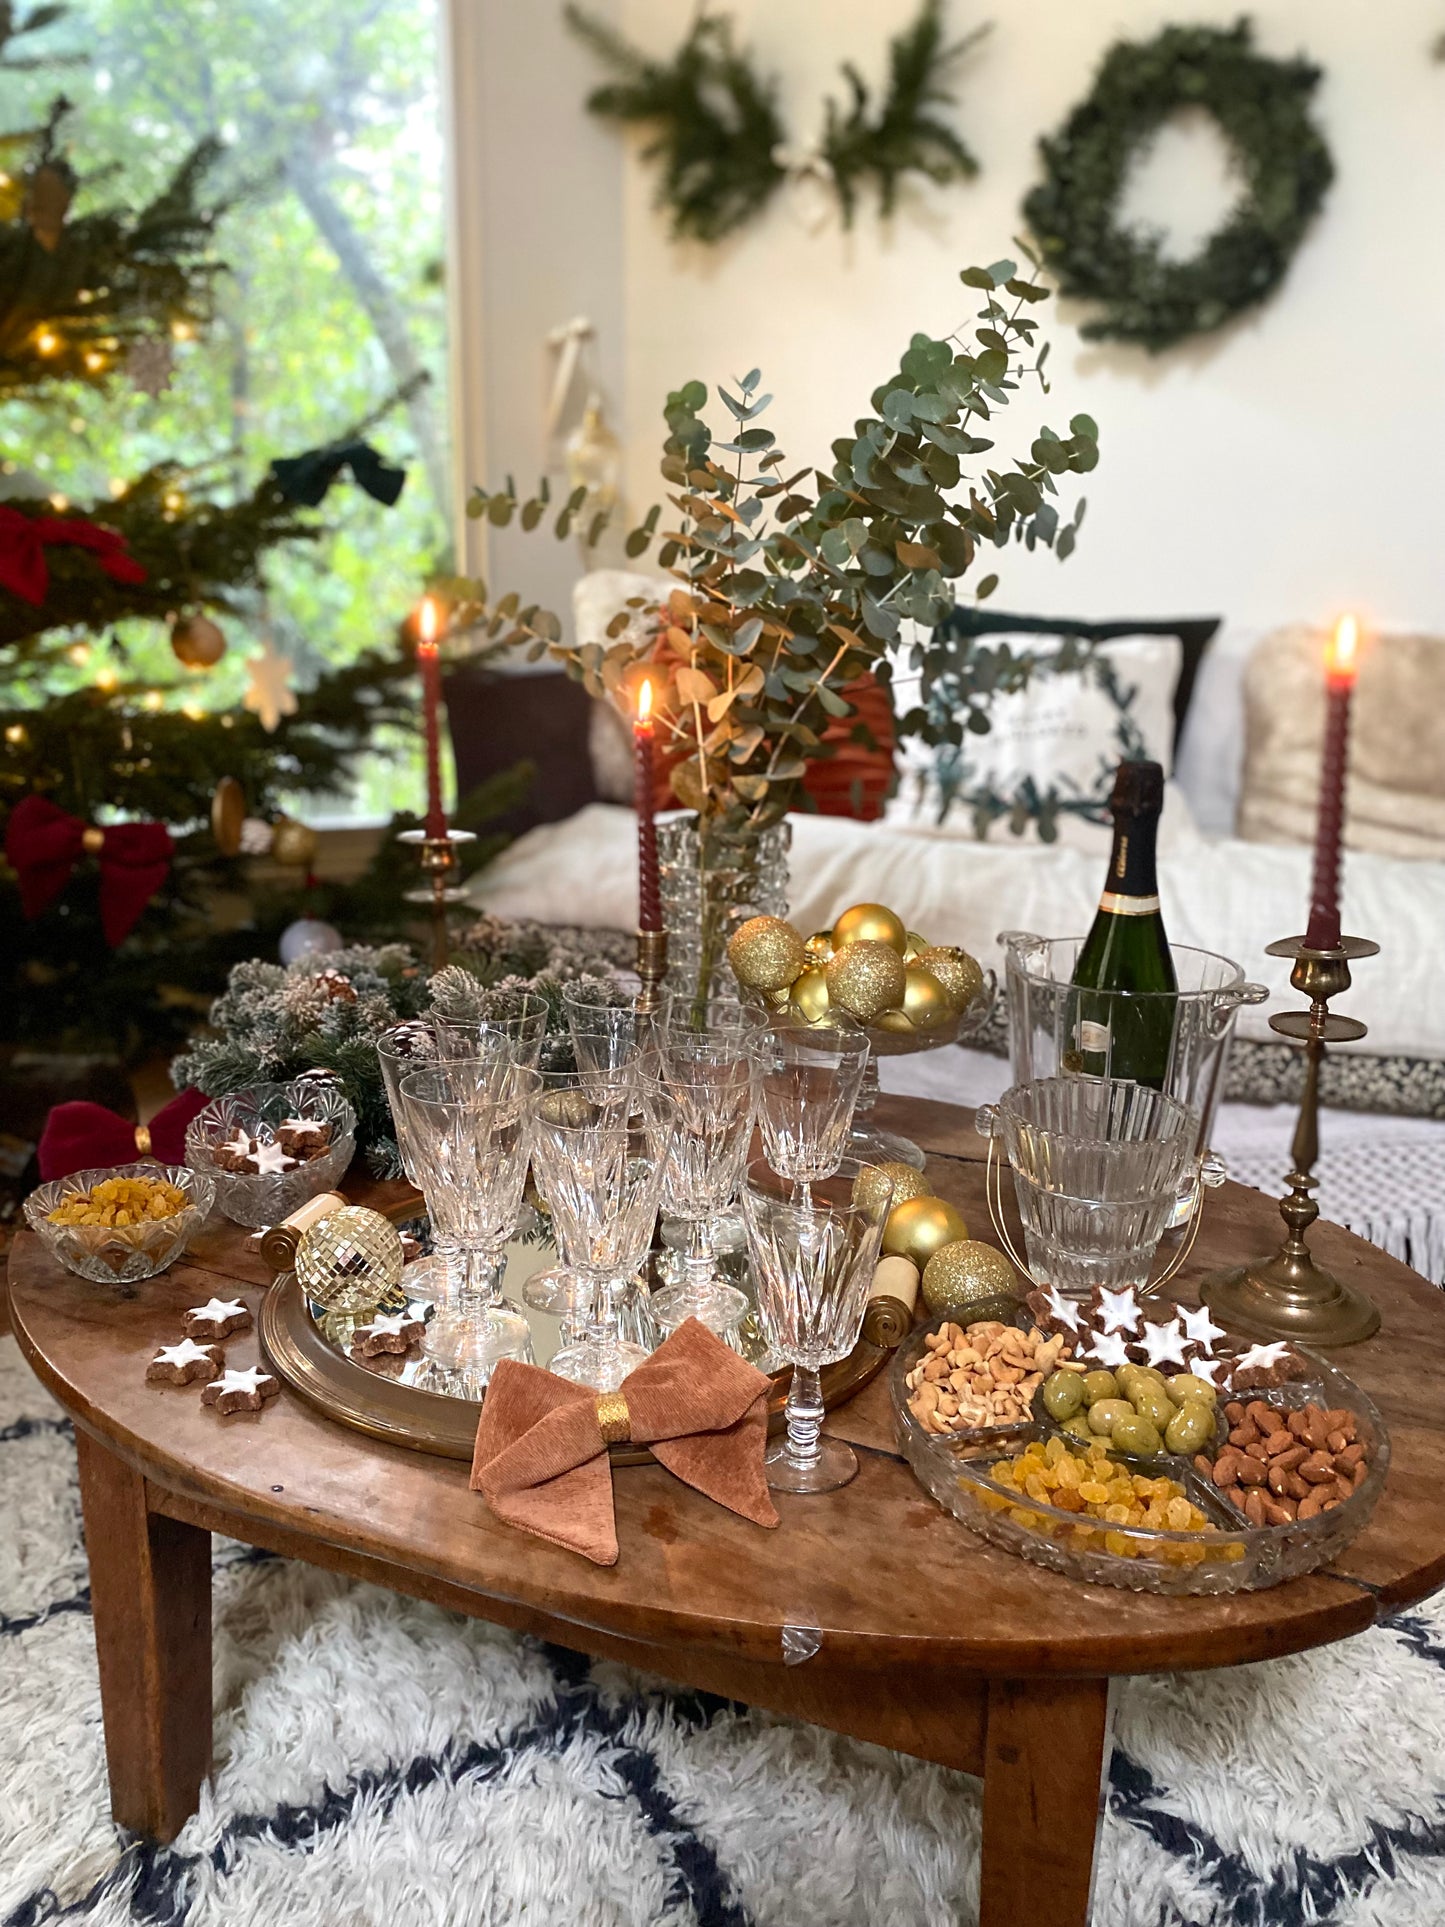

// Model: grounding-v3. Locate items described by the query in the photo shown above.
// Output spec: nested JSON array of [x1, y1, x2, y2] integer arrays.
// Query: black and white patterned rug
[[6, 1332, 1445, 1927]]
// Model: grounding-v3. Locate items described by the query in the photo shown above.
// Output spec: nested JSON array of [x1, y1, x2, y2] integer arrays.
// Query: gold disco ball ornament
[[296, 1206, 408, 1317], [913, 945, 985, 1015], [825, 940, 907, 1022], [852, 1159, 932, 1215], [882, 1194, 968, 1268], [832, 902, 908, 955], [921, 1239, 1018, 1315], [788, 966, 832, 1025], [727, 915, 806, 993], [901, 966, 955, 1033], [271, 816, 320, 869]]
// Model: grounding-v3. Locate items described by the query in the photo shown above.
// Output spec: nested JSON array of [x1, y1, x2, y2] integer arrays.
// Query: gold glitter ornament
[[882, 1194, 968, 1267], [913, 945, 985, 1015], [295, 1206, 407, 1317], [852, 1159, 931, 1214], [921, 1239, 1018, 1314], [727, 915, 807, 992], [832, 902, 908, 954], [271, 816, 320, 868], [902, 966, 955, 1033], [788, 966, 832, 1025], [825, 940, 906, 1022]]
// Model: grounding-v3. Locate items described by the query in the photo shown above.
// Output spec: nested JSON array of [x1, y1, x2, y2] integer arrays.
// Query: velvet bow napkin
[[471, 1317, 780, 1565]]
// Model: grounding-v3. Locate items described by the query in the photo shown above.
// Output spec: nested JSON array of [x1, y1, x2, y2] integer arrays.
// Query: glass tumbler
[[976, 1074, 1195, 1300], [396, 1058, 539, 1392], [434, 991, 550, 1070], [529, 1078, 675, 1391], [740, 1158, 891, 1494], [748, 1020, 870, 1184]]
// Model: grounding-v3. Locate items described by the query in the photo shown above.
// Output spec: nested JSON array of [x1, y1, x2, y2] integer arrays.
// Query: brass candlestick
[[397, 828, 475, 973], [634, 927, 668, 1014], [1201, 932, 1381, 1347]]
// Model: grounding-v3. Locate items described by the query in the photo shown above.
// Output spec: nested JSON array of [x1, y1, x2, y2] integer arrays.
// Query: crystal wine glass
[[748, 1019, 870, 1184], [434, 991, 550, 1070], [740, 1157, 891, 1494], [642, 1005, 758, 1342], [376, 1019, 459, 1302], [528, 1076, 675, 1391], [562, 980, 647, 1096], [395, 1057, 539, 1393]]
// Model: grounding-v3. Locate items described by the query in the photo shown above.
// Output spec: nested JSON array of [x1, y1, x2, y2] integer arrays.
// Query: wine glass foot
[[523, 1266, 590, 1316], [397, 1253, 450, 1303], [651, 1279, 749, 1344], [417, 1304, 533, 1396], [847, 1123, 926, 1171], [551, 1337, 651, 1392], [764, 1433, 859, 1494]]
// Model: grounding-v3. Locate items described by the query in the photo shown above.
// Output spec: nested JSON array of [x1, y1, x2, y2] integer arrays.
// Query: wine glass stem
[[784, 1363, 825, 1470], [683, 1218, 715, 1298], [451, 1245, 505, 1315]]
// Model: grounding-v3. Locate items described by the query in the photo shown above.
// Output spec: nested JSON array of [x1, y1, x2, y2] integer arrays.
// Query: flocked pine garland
[[565, 0, 988, 243], [1023, 19, 1333, 352]]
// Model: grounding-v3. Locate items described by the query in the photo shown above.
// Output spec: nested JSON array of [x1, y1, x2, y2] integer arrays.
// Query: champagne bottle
[[1070, 760, 1177, 1087]]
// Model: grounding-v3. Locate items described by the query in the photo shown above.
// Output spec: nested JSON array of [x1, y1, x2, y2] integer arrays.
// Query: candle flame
[[1328, 614, 1359, 683], [638, 678, 653, 723], [418, 597, 439, 649]]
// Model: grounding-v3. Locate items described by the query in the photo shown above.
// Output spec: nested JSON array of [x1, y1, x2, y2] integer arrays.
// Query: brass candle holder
[[1200, 932, 1381, 1347], [634, 927, 668, 1014], [397, 828, 475, 973]]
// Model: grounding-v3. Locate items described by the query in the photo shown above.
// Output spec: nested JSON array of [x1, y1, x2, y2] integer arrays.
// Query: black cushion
[[443, 667, 598, 839]]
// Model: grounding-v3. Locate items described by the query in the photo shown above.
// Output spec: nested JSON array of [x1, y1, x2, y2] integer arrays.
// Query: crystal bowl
[[24, 1162, 215, 1285], [186, 1081, 356, 1228], [893, 1334, 1389, 1595]]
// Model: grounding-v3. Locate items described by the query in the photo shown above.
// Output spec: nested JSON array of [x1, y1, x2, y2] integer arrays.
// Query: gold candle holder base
[[397, 828, 476, 973], [1200, 933, 1381, 1348], [634, 927, 668, 1014]]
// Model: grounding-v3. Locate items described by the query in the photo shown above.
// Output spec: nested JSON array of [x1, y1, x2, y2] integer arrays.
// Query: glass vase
[[657, 815, 790, 1002]]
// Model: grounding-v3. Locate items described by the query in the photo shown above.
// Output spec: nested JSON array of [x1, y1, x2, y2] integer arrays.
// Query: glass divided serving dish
[[186, 1081, 356, 1228], [24, 1161, 215, 1284], [891, 1318, 1390, 1594]]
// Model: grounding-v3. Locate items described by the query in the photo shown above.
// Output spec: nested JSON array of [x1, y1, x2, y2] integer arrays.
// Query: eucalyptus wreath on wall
[[564, 0, 988, 243], [1023, 19, 1333, 353]]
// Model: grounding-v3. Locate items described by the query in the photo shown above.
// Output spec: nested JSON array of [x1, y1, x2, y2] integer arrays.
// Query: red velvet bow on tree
[[38, 1088, 209, 1183], [6, 794, 174, 945], [0, 503, 147, 606]]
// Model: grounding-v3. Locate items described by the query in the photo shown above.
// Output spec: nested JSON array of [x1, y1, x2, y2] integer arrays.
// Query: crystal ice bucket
[[976, 1076, 1196, 1298]]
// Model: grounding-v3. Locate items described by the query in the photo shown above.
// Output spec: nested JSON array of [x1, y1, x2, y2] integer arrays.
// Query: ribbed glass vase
[[657, 816, 790, 997]]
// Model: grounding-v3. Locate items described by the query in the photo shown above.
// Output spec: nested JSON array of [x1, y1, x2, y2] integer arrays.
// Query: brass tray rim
[[260, 1271, 889, 1465]]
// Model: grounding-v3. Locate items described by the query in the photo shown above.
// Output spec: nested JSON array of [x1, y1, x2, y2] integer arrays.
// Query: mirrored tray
[[261, 1228, 890, 1465]]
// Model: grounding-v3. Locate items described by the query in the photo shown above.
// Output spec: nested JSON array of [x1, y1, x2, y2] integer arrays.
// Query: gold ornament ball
[[788, 966, 832, 1025], [901, 966, 955, 1033], [873, 1008, 915, 1036], [825, 940, 907, 1022], [903, 930, 929, 962], [831, 902, 908, 955], [271, 816, 320, 868], [296, 1206, 407, 1317], [727, 915, 806, 992], [804, 930, 835, 965], [170, 612, 227, 669], [913, 945, 985, 1015], [852, 1159, 932, 1215], [921, 1239, 1018, 1315], [882, 1194, 969, 1268]]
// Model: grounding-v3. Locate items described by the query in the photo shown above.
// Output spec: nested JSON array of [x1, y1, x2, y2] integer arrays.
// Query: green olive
[[1081, 1370, 1119, 1407], [1131, 1385, 1177, 1431], [1042, 1370, 1085, 1421], [1115, 1362, 1144, 1394], [1167, 1373, 1217, 1406], [1061, 1413, 1094, 1442], [1164, 1402, 1217, 1456], [1132, 1365, 1169, 1388], [1110, 1413, 1163, 1457], [1087, 1398, 1134, 1435]]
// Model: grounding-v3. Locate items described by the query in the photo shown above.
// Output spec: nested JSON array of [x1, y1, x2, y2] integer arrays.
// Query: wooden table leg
[[75, 1430, 213, 1842], [979, 1675, 1113, 1927]]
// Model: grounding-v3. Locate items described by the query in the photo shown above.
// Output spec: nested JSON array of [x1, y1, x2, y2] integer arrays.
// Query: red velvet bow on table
[[6, 793, 174, 945], [472, 1318, 780, 1566], [37, 1087, 209, 1182], [0, 503, 147, 606]]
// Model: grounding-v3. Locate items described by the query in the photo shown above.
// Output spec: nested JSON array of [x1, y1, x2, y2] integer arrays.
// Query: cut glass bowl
[[25, 1161, 215, 1285], [186, 1081, 356, 1228]]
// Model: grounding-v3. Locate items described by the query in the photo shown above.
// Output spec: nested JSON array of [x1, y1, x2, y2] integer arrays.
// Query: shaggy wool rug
[[5, 1334, 1445, 1927]]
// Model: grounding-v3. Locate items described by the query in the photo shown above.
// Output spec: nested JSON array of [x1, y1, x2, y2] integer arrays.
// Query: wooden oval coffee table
[[10, 1096, 1445, 1927]]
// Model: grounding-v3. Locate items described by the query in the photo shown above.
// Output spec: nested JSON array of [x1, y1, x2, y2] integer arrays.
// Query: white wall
[[466, 0, 1445, 638]]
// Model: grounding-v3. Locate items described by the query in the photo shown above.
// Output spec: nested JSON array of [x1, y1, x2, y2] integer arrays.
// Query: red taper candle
[[1302, 614, 1359, 952], [417, 596, 447, 841], [634, 678, 662, 932]]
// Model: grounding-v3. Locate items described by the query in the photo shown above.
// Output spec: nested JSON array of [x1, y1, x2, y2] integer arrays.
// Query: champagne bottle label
[[1097, 890, 1161, 916], [1076, 1019, 1112, 1053]]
